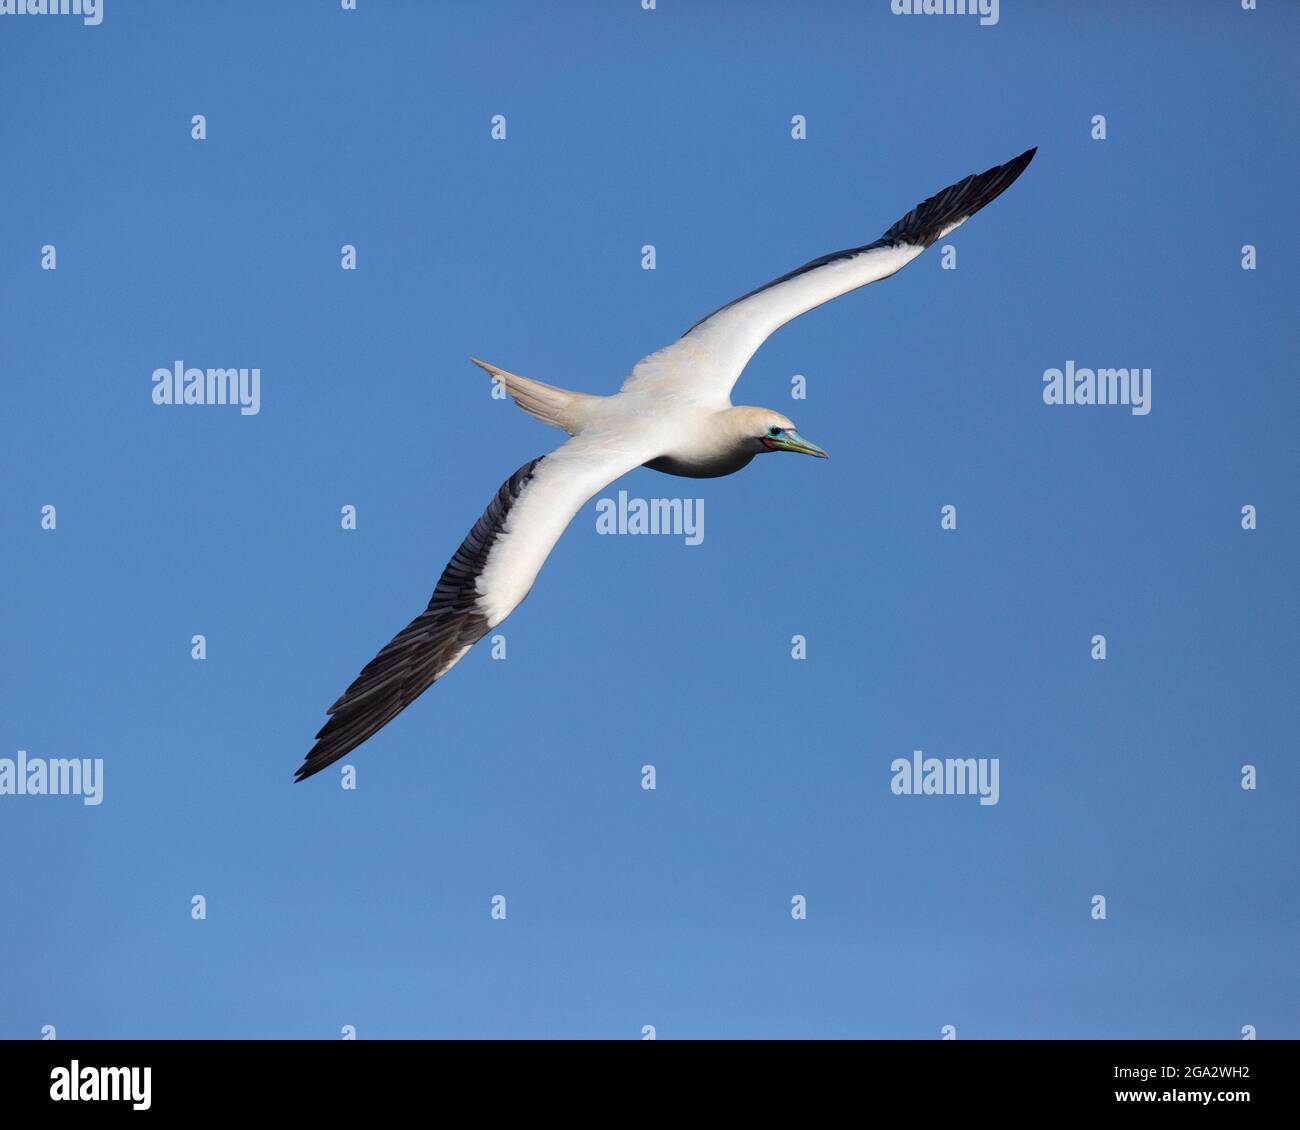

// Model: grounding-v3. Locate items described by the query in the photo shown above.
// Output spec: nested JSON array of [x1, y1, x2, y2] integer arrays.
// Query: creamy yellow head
[[723, 406, 829, 459]]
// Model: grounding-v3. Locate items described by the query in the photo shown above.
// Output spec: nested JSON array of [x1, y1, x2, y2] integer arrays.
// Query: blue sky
[[1, 0, 1296, 1039]]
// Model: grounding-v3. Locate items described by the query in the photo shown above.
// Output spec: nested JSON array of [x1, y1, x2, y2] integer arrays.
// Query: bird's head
[[733, 407, 829, 460]]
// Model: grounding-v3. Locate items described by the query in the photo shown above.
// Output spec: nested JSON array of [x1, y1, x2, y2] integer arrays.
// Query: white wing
[[622, 148, 1036, 406], [296, 425, 661, 780]]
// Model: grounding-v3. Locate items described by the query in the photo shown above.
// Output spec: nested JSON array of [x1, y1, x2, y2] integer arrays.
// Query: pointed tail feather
[[469, 358, 601, 435]]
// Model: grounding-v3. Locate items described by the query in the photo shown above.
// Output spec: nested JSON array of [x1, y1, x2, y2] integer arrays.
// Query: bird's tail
[[469, 358, 601, 435]]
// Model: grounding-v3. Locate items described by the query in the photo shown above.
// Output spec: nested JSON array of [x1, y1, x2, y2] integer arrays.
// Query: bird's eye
[[767, 426, 784, 437]]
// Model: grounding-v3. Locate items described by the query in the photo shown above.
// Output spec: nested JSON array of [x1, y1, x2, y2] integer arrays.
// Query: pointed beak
[[765, 429, 829, 459]]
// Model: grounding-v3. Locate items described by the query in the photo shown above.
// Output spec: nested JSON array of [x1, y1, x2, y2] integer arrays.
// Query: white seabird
[[295, 148, 1036, 781]]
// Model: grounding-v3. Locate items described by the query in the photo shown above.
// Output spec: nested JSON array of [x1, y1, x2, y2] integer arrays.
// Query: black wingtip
[[1012, 145, 1038, 170], [294, 746, 340, 783], [998, 145, 1038, 186], [880, 146, 1038, 250], [293, 746, 335, 783]]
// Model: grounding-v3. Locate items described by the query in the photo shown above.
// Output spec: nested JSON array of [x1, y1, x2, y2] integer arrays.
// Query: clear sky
[[1, 0, 1296, 1040]]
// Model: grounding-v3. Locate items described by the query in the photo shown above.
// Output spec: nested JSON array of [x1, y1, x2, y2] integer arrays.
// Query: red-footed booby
[[295, 148, 1036, 781]]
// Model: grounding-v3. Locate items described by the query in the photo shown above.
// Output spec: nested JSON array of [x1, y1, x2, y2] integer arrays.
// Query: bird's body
[[631, 405, 772, 479], [295, 148, 1037, 782]]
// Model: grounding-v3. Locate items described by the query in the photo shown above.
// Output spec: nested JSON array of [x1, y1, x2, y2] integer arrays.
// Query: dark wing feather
[[293, 457, 543, 782], [683, 147, 1036, 334]]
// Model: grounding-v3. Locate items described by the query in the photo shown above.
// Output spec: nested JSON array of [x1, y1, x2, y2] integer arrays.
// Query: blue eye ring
[[767, 426, 784, 437]]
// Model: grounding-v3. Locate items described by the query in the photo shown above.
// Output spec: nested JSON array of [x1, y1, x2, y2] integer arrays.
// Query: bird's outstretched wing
[[295, 427, 659, 781], [621, 147, 1036, 405]]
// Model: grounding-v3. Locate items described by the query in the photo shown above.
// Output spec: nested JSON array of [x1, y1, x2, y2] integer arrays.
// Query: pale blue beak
[[764, 429, 829, 459]]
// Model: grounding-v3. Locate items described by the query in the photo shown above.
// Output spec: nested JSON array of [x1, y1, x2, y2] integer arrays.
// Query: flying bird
[[295, 147, 1036, 781]]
